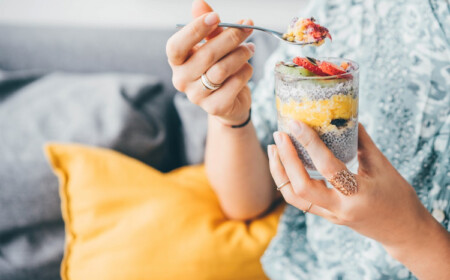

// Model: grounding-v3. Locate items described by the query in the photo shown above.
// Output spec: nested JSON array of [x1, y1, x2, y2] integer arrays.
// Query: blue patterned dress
[[251, 0, 450, 279]]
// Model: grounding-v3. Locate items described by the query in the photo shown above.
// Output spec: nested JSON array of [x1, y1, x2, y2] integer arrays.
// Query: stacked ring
[[201, 73, 222, 91]]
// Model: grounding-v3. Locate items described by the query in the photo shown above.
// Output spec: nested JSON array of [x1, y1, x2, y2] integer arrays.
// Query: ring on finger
[[201, 73, 222, 91], [276, 180, 290, 191], [303, 202, 313, 214]]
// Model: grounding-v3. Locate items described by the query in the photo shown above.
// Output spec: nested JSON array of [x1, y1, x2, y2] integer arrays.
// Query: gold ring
[[303, 202, 313, 214], [276, 180, 290, 191], [201, 73, 221, 91], [328, 169, 358, 196]]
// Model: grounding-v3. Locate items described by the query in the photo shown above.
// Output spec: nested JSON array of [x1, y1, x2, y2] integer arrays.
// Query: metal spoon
[[175, 23, 317, 46]]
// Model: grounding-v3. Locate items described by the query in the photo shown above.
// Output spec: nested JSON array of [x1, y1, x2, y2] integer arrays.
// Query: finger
[[198, 63, 253, 116], [192, 0, 213, 17], [166, 12, 220, 66], [288, 120, 347, 179], [358, 123, 379, 153], [207, 85, 252, 124], [186, 19, 253, 76], [205, 43, 255, 85], [192, 0, 223, 39], [268, 145, 338, 219], [358, 123, 384, 160], [180, 19, 252, 80], [181, 62, 251, 108], [273, 132, 339, 211], [186, 42, 204, 61], [357, 123, 389, 175], [171, 42, 206, 93]]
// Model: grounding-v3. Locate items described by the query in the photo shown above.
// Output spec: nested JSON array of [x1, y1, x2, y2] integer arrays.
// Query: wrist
[[384, 212, 450, 267], [214, 109, 252, 128]]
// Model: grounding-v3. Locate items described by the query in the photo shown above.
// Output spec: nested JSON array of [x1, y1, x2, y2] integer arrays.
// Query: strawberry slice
[[293, 57, 328, 76], [318, 61, 346, 76]]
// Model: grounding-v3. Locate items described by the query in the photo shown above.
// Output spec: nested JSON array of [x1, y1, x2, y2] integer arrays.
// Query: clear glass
[[275, 58, 359, 179]]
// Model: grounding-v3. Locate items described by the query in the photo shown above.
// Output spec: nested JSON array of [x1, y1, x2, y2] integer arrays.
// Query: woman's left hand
[[268, 121, 449, 262]]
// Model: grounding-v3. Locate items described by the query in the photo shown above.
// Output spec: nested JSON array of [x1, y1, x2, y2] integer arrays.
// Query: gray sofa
[[0, 23, 277, 280]]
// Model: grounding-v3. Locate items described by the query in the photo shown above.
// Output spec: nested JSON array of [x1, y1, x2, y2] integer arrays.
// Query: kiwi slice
[[277, 63, 315, 77], [314, 78, 348, 87]]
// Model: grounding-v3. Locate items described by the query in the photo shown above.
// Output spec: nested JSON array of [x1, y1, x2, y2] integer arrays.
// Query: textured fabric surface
[[46, 143, 284, 280], [252, 0, 450, 279], [0, 70, 180, 280]]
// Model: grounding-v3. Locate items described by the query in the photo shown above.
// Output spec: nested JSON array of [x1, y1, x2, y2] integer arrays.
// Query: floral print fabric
[[254, 0, 450, 279]]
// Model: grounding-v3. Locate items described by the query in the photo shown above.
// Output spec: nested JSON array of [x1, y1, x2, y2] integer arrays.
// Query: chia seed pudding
[[275, 58, 359, 178]]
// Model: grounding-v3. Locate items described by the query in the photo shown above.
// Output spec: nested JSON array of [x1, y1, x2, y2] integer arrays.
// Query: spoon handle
[[175, 23, 283, 36]]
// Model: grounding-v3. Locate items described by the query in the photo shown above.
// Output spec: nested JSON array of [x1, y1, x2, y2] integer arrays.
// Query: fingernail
[[289, 121, 303, 137], [246, 42, 255, 54], [267, 145, 274, 160], [273, 132, 283, 145], [204, 12, 219, 26], [243, 19, 253, 33]]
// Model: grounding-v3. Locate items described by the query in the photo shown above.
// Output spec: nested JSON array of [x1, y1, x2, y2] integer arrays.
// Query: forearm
[[385, 213, 450, 280], [205, 116, 278, 220]]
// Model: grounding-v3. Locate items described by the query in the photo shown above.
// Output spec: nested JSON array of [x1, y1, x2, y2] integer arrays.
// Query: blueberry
[[330, 118, 348, 128]]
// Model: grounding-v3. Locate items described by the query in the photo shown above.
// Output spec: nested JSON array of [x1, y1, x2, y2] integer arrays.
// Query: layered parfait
[[276, 18, 359, 177]]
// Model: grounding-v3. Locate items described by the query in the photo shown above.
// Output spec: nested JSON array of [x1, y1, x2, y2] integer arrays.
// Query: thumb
[[192, 0, 222, 39]]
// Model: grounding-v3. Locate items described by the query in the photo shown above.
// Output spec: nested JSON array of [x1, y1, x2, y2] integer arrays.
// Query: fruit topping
[[341, 62, 349, 70], [293, 57, 328, 76], [291, 57, 354, 77], [277, 62, 315, 76], [277, 62, 315, 77], [318, 61, 347, 76], [306, 56, 318, 65], [283, 17, 332, 46]]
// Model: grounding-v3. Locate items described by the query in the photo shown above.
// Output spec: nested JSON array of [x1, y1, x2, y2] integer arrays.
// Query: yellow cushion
[[45, 143, 284, 280]]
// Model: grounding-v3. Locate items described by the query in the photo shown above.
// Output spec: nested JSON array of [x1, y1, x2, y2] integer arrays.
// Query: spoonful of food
[[176, 17, 331, 46]]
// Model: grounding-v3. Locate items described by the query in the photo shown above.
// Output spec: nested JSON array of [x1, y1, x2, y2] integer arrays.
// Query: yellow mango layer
[[276, 94, 358, 128]]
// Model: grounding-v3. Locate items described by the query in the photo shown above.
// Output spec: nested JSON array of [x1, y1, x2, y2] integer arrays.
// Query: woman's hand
[[166, 0, 255, 126], [268, 121, 450, 279]]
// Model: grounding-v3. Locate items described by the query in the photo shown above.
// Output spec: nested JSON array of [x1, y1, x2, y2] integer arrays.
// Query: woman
[[166, 0, 450, 279]]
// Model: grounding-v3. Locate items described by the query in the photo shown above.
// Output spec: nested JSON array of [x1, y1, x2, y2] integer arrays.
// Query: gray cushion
[[0, 70, 181, 280], [173, 93, 208, 165]]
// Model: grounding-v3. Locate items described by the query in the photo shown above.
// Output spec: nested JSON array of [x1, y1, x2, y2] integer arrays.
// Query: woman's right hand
[[166, 0, 255, 126]]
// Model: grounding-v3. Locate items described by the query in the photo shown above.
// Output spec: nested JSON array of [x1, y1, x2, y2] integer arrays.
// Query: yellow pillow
[[45, 143, 284, 280]]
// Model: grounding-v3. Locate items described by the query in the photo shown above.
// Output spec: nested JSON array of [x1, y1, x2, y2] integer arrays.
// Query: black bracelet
[[231, 109, 252, 128]]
